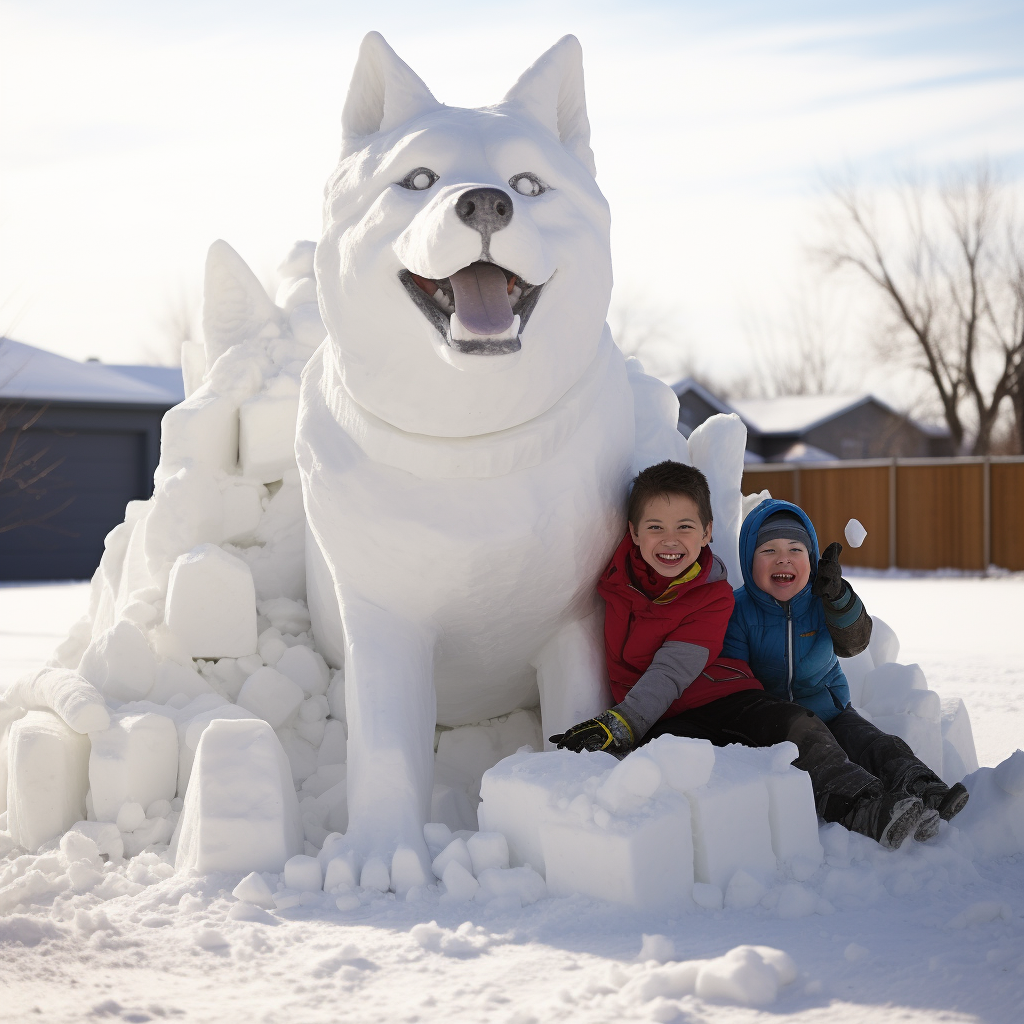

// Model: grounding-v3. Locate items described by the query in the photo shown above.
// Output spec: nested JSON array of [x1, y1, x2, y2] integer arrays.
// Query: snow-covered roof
[[777, 441, 838, 462], [107, 365, 186, 404], [730, 394, 875, 435], [0, 339, 181, 406]]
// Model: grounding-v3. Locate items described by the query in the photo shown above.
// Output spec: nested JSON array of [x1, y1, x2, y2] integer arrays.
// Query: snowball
[[239, 384, 300, 483], [686, 748, 776, 891], [77, 621, 157, 703], [165, 544, 258, 659], [236, 667, 304, 728], [171, 718, 303, 874], [284, 854, 323, 892], [441, 859, 480, 901], [360, 856, 390, 892], [147, 799, 172, 818], [467, 832, 510, 875], [423, 822, 453, 860], [116, 802, 147, 833], [6, 710, 90, 853], [844, 518, 867, 548], [323, 851, 359, 892], [89, 711, 178, 823], [431, 837, 473, 880], [60, 831, 101, 868], [275, 645, 330, 697]]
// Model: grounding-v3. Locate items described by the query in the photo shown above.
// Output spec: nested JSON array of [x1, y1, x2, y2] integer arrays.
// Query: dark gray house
[[0, 339, 184, 581], [671, 379, 952, 462]]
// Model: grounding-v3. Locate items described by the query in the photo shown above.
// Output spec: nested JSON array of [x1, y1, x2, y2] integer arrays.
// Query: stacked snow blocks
[[478, 737, 822, 910], [6, 711, 90, 853], [171, 718, 303, 874], [839, 615, 978, 784]]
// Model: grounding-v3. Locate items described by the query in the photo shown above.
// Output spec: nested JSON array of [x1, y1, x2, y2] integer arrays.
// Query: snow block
[[239, 382, 300, 484], [165, 544, 258, 659], [284, 853, 323, 892], [838, 648, 874, 708], [467, 832, 510, 874], [89, 711, 178, 822], [954, 752, 1024, 858], [178, 702, 259, 795], [633, 735, 715, 794], [236, 667, 304, 728], [3, 667, 110, 734], [860, 662, 943, 775], [721, 743, 822, 874], [160, 386, 239, 475], [6, 710, 90, 853], [540, 790, 693, 909], [478, 749, 618, 872], [867, 616, 899, 667], [686, 747, 777, 890], [171, 718, 303, 875], [940, 697, 979, 786], [77, 621, 157, 703], [275, 645, 330, 697]]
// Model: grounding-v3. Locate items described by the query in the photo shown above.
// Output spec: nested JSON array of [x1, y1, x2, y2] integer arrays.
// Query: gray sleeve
[[614, 641, 710, 740]]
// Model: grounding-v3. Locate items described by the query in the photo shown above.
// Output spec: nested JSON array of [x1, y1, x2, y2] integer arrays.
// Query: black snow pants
[[826, 705, 943, 794], [641, 690, 884, 822]]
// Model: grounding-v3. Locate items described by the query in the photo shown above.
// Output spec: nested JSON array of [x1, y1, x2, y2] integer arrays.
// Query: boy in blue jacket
[[723, 498, 968, 842]]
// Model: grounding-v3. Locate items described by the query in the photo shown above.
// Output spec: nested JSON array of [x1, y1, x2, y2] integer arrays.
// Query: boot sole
[[938, 783, 969, 821], [880, 797, 925, 850], [913, 808, 941, 842]]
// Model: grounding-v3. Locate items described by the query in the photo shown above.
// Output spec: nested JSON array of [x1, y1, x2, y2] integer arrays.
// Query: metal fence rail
[[741, 456, 1024, 571]]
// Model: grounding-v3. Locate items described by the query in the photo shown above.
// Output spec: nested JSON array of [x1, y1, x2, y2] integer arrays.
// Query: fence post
[[888, 459, 897, 569], [793, 466, 801, 506], [983, 457, 991, 574]]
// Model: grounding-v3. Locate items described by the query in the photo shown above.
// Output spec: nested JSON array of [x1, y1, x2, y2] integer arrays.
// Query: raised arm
[[812, 542, 873, 658]]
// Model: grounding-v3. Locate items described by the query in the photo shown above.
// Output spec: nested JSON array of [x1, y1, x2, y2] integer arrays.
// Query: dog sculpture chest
[[294, 33, 700, 878]]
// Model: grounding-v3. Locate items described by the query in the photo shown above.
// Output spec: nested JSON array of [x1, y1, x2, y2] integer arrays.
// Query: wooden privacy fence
[[741, 456, 1024, 572]]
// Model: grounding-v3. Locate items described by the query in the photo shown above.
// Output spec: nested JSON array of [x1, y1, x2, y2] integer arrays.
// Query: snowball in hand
[[844, 518, 867, 548]]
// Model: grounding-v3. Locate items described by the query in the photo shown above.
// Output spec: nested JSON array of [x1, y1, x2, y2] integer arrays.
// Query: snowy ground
[[1, 577, 1021, 1024]]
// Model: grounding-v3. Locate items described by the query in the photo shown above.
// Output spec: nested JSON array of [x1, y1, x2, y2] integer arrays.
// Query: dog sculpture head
[[316, 32, 612, 438]]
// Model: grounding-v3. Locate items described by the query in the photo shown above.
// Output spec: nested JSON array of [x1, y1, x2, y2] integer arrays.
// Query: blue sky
[[1, 0, 1022, 397]]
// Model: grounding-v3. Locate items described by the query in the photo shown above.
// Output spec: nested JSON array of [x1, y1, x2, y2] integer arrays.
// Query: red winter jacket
[[597, 532, 761, 730]]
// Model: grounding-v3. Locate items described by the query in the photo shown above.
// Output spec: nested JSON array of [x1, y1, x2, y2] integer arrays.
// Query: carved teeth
[[450, 312, 521, 344]]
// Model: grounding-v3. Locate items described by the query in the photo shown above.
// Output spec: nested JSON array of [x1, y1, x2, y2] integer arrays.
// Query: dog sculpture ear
[[501, 35, 596, 178], [202, 239, 280, 367], [341, 32, 440, 145]]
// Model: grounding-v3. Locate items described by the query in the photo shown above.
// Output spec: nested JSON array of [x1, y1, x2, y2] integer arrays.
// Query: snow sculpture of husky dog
[[296, 33, 747, 891]]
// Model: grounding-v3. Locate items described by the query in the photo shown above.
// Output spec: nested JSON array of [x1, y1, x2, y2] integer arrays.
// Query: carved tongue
[[449, 262, 514, 335]]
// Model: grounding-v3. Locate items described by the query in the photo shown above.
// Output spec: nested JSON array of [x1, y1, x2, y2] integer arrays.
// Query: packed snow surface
[[2, 578, 1021, 1023]]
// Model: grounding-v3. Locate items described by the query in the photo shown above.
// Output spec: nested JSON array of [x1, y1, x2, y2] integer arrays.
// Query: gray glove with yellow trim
[[549, 708, 635, 754]]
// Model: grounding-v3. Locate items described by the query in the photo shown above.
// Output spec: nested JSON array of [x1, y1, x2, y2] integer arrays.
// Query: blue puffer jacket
[[721, 499, 850, 722]]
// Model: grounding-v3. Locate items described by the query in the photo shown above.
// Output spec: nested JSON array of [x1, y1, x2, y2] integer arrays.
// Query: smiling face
[[629, 493, 713, 578], [751, 539, 812, 601]]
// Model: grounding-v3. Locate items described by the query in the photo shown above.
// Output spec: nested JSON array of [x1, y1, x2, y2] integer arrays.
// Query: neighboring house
[[0, 339, 184, 581], [671, 379, 952, 462]]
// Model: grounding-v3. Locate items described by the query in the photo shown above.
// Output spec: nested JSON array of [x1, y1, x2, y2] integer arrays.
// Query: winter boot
[[891, 764, 969, 821], [913, 807, 941, 842], [930, 782, 970, 821], [841, 791, 925, 850]]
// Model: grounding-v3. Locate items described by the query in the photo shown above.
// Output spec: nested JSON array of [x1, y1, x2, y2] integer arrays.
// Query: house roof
[[107, 364, 186, 404], [729, 394, 872, 435], [0, 339, 183, 407], [671, 377, 735, 417]]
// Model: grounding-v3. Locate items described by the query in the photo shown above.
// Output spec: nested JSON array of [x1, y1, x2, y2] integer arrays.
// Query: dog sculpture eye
[[509, 172, 549, 197], [399, 167, 439, 191]]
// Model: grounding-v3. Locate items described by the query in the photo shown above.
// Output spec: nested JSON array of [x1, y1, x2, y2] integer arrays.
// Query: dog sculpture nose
[[455, 187, 514, 235]]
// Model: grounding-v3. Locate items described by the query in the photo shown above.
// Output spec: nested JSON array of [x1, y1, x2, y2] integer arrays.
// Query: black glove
[[549, 709, 634, 754], [812, 541, 845, 602]]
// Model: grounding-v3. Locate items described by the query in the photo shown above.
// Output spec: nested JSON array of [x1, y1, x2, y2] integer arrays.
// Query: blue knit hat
[[756, 512, 812, 550]]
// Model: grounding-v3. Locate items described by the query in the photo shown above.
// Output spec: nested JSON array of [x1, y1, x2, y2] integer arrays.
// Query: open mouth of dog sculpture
[[397, 185, 547, 355]]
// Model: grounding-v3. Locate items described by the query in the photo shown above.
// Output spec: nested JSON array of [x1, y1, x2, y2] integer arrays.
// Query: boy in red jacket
[[551, 461, 926, 849]]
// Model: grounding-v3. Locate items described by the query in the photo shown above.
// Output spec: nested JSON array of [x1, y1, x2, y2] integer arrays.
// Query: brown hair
[[627, 461, 713, 529]]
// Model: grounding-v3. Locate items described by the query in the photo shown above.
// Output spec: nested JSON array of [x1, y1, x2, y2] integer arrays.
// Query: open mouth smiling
[[399, 261, 546, 355], [771, 572, 796, 584]]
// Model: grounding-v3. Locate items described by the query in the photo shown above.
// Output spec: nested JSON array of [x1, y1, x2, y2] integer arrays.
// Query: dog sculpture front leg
[[338, 598, 436, 894], [533, 602, 611, 749]]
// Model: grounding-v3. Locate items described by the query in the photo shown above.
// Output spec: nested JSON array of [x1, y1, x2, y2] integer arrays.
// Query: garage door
[[0, 427, 146, 581]]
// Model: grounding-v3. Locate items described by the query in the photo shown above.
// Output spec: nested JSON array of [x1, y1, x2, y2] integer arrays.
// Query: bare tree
[[819, 164, 1024, 454], [0, 403, 75, 535]]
